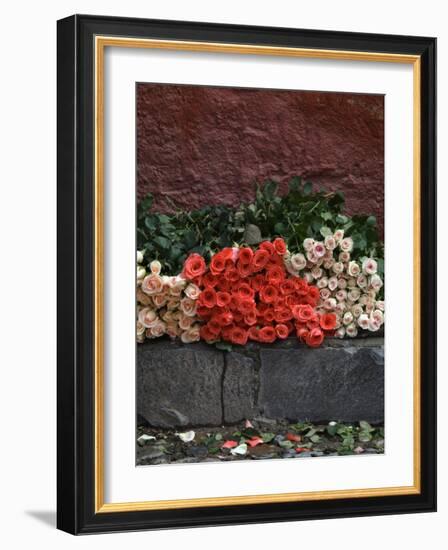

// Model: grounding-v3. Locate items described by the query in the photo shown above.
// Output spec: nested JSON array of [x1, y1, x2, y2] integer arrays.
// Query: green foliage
[[137, 178, 384, 274]]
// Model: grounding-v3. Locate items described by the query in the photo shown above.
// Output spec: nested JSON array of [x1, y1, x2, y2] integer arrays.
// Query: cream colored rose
[[303, 272, 314, 284], [136, 288, 152, 307], [180, 297, 197, 317], [306, 250, 317, 263], [181, 325, 201, 344], [153, 293, 168, 308], [376, 300, 385, 311], [138, 307, 158, 328], [137, 266, 146, 281], [166, 321, 181, 339], [347, 261, 360, 277], [150, 259, 162, 275], [320, 288, 331, 300], [336, 289, 347, 302], [340, 237, 353, 252], [323, 259, 334, 270], [351, 304, 363, 318], [137, 250, 144, 264], [284, 258, 298, 276], [324, 235, 337, 250], [365, 299, 375, 314], [335, 301, 346, 314], [368, 317, 381, 332], [303, 238, 315, 252], [358, 314, 370, 330], [332, 262, 344, 275], [311, 266, 323, 279], [337, 278, 348, 290], [362, 258, 378, 275], [316, 277, 328, 289], [184, 283, 201, 300], [141, 273, 164, 295], [369, 274, 383, 291], [346, 323, 358, 338], [356, 274, 368, 288], [169, 275, 187, 296], [290, 253, 307, 271], [348, 288, 361, 302], [334, 327, 346, 338], [328, 276, 338, 291], [147, 319, 166, 338], [178, 314, 194, 331], [339, 251, 351, 263], [334, 229, 344, 242], [346, 277, 356, 288], [323, 298, 337, 310], [343, 311, 354, 326], [371, 309, 384, 325], [136, 321, 146, 343]]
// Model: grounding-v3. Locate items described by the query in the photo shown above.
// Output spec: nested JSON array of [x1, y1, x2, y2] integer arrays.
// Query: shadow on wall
[[137, 84, 384, 235]]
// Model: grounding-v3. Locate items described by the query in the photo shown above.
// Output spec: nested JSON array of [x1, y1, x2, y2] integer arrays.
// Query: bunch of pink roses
[[284, 230, 384, 338], [136, 253, 202, 344]]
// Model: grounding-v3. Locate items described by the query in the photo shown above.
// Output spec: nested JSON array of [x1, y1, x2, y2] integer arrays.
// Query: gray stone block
[[137, 341, 224, 427], [258, 346, 384, 423], [223, 352, 257, 423]]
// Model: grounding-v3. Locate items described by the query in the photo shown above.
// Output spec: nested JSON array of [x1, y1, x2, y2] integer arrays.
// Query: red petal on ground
[[295, 447, 308, 453], [222, 440, 238, 449], [246, 437, 264, 448], [286, 432, 302, 442]]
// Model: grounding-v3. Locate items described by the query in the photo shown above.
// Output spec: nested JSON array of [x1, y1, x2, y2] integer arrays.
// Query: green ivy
[[137, 177, 384, 275]]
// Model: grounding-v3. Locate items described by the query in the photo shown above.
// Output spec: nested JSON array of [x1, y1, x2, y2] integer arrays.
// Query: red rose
[[305, 327, 324, 348], [237, 261, 253, 278], [292, 304, 315, 322], [280, 279, 296, 295], [207, 319, 221, 337], [244, 310, 257, 326], [275, 324, 289, 339], [210, 252, 226, 275], [238, 247, 254, 264], [273, 237, 287, 255], [252, 249, 270, 272], [224, 267, 239, 282], [296, 327, 309, 342], [221, 324, 235, 340], [200, 325, 217, 342], [197, 305, 212, 320], [258, 326, 276, 343], [259, 241, 275, 254], [307, 318, 320, 330], [199, 288, 217, 308], [263, 308, 275, 323], [251, 274, 265, 291], [274, 307, 293, 323], [220, 247, 235, 262], [236, 282, 254, 300], [229, 326, 248, 346], [183, 253, 206, 280], [248, 326, 260, 341], [259, 284, 279, 304], [293, 277, 309, 296], [266, 265, 285, 285], [216, 291, 231, 307], [202, 272, 219, 288], [308, 286, 320, 303], [320, 313, 337, 331], [213, 310, 233, 327], [238, 298, 256, 315]]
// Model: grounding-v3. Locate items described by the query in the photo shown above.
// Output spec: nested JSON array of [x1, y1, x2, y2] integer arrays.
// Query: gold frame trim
[[94, 36, 421, 513]]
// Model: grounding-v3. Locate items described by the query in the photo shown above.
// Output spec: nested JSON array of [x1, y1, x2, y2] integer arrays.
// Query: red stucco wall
[[137, 84, 384, 234]]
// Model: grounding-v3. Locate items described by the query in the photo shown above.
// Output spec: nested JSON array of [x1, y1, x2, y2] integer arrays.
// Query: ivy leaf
[[243, 224, 262, 245], [153, 236, 170, 250], [303, 181, 313, 195]]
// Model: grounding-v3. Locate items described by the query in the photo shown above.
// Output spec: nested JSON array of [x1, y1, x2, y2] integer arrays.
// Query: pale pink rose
[[339, 251, 351, 263], [324, 249, 333, 260], [303, 238, 315, 252], [166, 299, 179, 311], [367, 289, 377, 299], [335, 302, 346, 314], [376, 300, 385, 311], [180, 297, 197, 317], [336, 289, 347, 302], [333, 229, 344, 242], [368, 317, 381, 332], [181, 325, 201, 344], [284, 258, 299, 276], [362, 258, 378, 275], [313, 242, 326, 258], [136, 288, 152, 307], [357, 274, 368, 288], [348, 261, 361, 277], [323, 259, 335, 270], [153, 293, 168, 308], [306, 250, 317, 263], [324, 235, 337, 250], [303, 272, 314, 284], [316, 277, 328, 289], [359, 295, 368, 306], [141, 273, 164, 296], [178, 314, 194, 330], [334, 327, 346, 339], [340, 237, 354, 252], [346, 323, 358, 337], [162, 309, 174, 322], [166, 321, 181, 339], [150, 259, 162, 275], [290, 253, 307, 271], [320, 288, 331, 300], [332, 262, 344, 275], [138, 307, 158, 328], [337, 278, 348, 290], [136, 321, 146, 343], [371, 309, 384, 325], [358, 314, 370, 330], [346, 277, 356, 289], [323, 298, 337, 310], [348, 288, 361, 302], [365, 300, 375, 314], [231, 247, 240, 263], [351, 304, 363, 318], [328, 276, 338, 291], [311, 266, 323, 279], [184, 283, 201, 300], [343, 311, 354, 326], [369, 274, 383, 291], [167, 275, 186, 289], [147, 319, 166, 338]]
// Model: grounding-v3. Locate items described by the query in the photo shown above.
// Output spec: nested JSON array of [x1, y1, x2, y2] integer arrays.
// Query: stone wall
[[137, 337, 384, 428], [137, 84, 384, 235]]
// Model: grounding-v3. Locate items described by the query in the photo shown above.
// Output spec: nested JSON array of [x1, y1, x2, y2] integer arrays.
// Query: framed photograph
[[57, 14, 436, 534]]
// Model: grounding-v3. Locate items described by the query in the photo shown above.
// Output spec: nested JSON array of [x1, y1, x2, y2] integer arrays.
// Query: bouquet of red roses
[[182, 238, 336, 348]]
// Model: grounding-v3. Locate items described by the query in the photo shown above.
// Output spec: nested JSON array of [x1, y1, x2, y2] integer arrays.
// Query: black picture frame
[[57, 14, 436, 534]]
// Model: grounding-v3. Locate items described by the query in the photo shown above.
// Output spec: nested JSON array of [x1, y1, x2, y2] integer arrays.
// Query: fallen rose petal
[[176, 430, 195, 443], [222, 440, 238, 449], [295, 447, 309, 453], [137, 434, 156, 444], [286, 433, 301, 442], [246, 437, 264, 448], [230, 443, 248, 456], [354, 446, 365, 454], [245, 419, 254, 428]]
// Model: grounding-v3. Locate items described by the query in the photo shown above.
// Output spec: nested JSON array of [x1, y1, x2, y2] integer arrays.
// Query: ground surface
[[136, 418, 384, 465]]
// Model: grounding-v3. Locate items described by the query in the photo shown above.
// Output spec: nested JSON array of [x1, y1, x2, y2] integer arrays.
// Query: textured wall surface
[[137, 84, 384, 233]]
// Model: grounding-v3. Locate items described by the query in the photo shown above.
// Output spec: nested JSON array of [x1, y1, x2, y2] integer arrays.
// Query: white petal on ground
[[230, 443, 248, 456], [137, 434, 156, 444], [176, 430, 195, 443]]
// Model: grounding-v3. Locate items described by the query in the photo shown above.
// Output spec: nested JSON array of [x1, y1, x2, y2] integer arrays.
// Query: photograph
[[135, 83, 386, 466]]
